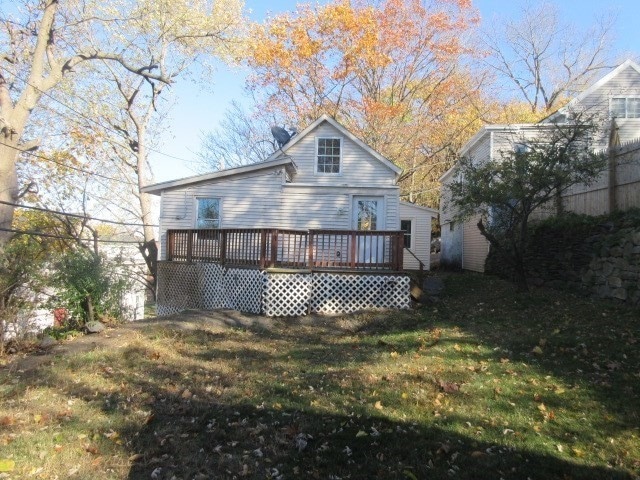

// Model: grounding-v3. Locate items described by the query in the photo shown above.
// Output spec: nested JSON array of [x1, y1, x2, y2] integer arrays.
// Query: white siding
[[463, 214, 489, 273], [158, 169, 284, 258], [441, 220, 462, 268], [399, 202, 435, 270], [287, 123, 397, 187], [577, 64, 640, 148]]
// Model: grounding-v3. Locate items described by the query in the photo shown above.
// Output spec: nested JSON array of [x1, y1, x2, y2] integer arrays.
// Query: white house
[[142, 115, 436, 316], [440, 60, 640, 272]]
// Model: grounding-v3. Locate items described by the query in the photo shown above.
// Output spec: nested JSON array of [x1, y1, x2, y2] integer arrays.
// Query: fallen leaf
[[0, 417, 15, 426], [85, 444, 99, 455], [471, 450, 485, 458], [0, 459, 15, 472], [356, 430, 368, 437], [374, 400, 383, 410], [403, 470, 418, 480], [532, 346, 543, 355], [571, 447, 585, 457]]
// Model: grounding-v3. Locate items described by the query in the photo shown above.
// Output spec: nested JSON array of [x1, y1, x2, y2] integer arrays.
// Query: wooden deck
[[166, 228, 405, 271]]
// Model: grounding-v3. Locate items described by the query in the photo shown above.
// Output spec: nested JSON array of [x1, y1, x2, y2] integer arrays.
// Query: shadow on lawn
[[28, 314, 637, 480]]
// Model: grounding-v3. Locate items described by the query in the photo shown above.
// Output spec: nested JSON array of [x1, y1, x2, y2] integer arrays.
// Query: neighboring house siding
[[441, 220, 462, 268], [462, 214, 489, 273], [288, 123, 397, 187], [577, 64, 640, 147]]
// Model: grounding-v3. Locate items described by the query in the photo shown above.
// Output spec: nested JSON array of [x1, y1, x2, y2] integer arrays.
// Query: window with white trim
[[196, 198, 220, 228], [611, 97, 640, 118], [316, 138, 341, 174]]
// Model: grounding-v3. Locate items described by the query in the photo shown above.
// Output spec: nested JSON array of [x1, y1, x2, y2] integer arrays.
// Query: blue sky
[[149, 0, 640, 182]]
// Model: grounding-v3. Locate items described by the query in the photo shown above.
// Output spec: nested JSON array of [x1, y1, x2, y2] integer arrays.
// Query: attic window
[[317, 138, 341, 174], [611, 97, 640, 118]]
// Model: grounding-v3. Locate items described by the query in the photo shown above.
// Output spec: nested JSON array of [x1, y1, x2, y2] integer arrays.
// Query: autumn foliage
[[247, 0, 485, 205]]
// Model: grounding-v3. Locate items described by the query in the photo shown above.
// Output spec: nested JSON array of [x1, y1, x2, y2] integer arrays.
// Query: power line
[[0, 140, 138, 186], [0, 227, 144, 244], [0, 63, 196, 165], [0, 200, 158, 228]]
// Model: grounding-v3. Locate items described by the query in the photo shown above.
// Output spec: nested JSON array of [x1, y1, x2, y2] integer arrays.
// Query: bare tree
[[198, 100, 288, 171], [481, 1, 617, 113], [0, 0, 246, 250]]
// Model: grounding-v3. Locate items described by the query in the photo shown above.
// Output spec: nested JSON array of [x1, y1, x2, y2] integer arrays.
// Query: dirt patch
[[1, 308, 370, 374]]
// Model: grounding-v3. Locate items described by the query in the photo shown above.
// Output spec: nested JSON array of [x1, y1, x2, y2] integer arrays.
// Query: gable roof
[[550, 59, 640, 117], [141, 156, 294, 195], [269, 114, 403, 175], [571, 59, 640, 104], [142, 114, 402, 195], [438, 123, 558, 182], [399, 201, 438, 215]]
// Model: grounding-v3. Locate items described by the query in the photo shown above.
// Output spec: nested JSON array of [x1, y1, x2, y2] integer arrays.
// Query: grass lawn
[[0, 272, 639, 479]]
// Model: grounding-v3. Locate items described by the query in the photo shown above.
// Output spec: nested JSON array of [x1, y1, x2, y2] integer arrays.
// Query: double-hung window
[[196, 198, 220, 229], [317, 138, 341, 174], [611, 97, 640, 118]]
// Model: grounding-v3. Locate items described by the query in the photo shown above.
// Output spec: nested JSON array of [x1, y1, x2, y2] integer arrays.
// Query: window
[[400, 220, 412, 248], [317, 138, 341, 174], [196, 198, 220, 229], [356, 200, 378, 230], [611, 97, 640, 118], [514, 143, 531, 154]]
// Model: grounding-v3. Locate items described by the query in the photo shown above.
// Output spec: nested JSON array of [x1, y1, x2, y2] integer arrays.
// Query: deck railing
[[166, 228, 405, 271]]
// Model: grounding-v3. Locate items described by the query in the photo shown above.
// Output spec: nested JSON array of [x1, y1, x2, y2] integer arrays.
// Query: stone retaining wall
[[485, 213, 640, 305]]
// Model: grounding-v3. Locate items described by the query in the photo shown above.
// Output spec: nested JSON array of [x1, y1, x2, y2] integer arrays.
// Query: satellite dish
[[271, 126, 291, 148]]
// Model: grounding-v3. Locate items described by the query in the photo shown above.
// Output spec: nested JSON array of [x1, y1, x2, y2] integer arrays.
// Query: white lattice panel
[[310, 273, 410, 314], [198, 263, 225, 309], [156, 262, 201, 316], [263, 273, 311, 317], [223, 268, 264, 314]]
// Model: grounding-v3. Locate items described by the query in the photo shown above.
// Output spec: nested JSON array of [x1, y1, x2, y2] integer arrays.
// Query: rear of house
[[143, 115, 435, 316]]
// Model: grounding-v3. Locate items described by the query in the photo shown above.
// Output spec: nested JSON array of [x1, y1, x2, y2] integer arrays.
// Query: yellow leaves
[[374, 400, 384, 410], [0, 459, 15, 472]]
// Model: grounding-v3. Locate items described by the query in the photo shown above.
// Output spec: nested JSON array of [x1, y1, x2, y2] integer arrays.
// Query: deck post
[[167, 231, 174, 261], [308, 230, 315, 268], [259, 229, 267, 269], [395, 232, 404, 270], [186, 230, 193, 263], [220, 230, 227, 265], [270, 229, 279, 267], [350, 231, 357, 269]]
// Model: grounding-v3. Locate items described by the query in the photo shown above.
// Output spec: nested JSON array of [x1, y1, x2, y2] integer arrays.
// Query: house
[[142, 114, 437, 316], [440, 60, 640, 272]]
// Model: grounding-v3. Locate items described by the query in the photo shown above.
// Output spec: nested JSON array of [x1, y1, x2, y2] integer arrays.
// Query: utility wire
[[0, 140, 138, 186], [0, 200, 158, 228], [0, 227, 144, 244], [0, 64, 195, 165]]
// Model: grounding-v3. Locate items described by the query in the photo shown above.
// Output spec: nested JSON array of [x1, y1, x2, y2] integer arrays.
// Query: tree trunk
[[83, 294, 95, 324], [0, 140, 20, 249], [135, 127, 157, 293]]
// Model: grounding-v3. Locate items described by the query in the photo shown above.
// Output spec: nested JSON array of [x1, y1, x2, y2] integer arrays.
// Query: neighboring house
[[440, 60, 640, 272], [142, 114, 436, 316]]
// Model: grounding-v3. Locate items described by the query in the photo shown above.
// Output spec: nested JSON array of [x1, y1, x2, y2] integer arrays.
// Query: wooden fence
[[166, 228, 405, 271]]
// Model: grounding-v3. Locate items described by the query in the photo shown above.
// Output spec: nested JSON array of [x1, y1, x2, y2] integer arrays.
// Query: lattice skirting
[[310, 273, 411, 314], [263, 273, 312, 317], [157, 262, 410, 317]]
